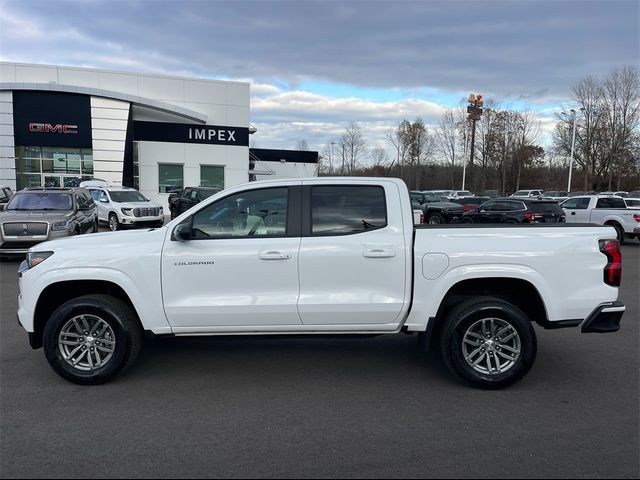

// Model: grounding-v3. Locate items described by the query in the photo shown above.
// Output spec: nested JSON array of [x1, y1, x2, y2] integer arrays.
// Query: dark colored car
[[481, 190, 500, 198], [0, 187, 98, 254], [0, 185, 13, 211], [451, 196, 491, 212], [461, 198, 566, 224], [415, 192, 464, 224], [169, 186, 223, 219]]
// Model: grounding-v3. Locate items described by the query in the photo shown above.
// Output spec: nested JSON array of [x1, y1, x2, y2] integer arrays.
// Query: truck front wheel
[[43, 294, 142, 385], [440, 297, 537, 389]]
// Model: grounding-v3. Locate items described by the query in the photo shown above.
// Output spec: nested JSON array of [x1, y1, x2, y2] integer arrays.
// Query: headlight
[[51, 221, 71, 231], [121, 208, 134, 216], [159, 207, 163, 214], [26, 251, 54, 269]]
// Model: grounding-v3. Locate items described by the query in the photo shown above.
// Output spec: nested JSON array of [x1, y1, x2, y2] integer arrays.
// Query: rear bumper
[[581, 301, 625, 333]]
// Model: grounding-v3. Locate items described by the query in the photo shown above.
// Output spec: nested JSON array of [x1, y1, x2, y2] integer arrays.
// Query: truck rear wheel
[[439, 297, 537, 389], [43, 294, 142, 385]]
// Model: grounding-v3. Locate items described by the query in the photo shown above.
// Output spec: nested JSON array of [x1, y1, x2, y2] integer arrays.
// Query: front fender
[[18, 266, 172, 334]]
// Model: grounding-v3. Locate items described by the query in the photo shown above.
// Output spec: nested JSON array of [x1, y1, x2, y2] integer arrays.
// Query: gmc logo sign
[[28, 123, 78, 134]]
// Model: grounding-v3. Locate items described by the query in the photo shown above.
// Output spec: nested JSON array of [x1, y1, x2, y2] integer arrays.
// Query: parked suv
[[169, 186, 223, 219], [462, 198, 566, 224], [419, 193, 464, 224], [0, 187, 97, 254], [510, 189, 544, 198], [0, 185, 13, 211], [88, 187, 164, 231]]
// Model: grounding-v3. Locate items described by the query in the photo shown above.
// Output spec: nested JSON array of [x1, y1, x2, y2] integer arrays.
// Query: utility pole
[[466, 93, 485, 192]]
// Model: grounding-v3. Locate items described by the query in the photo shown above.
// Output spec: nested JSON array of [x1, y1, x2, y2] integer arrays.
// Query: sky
[[1, 0, 638, 162]]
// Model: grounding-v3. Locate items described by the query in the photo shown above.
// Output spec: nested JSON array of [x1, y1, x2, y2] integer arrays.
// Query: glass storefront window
[[200, 165, 224, 188], [16, 157, 41, 173], [159, 164, 183, 193], [16, 174, 42, 188], [15, 147, 94, 190]]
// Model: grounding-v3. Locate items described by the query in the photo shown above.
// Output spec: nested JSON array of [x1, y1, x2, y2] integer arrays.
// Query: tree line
[[308, 65, 639, 194]]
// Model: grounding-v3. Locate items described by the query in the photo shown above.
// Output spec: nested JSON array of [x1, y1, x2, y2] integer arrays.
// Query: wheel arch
[[31, 280, 142, 350], [418, 277, 549, 352]]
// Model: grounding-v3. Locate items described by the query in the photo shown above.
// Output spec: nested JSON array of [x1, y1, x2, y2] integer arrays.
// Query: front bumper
[[581, 301, 625, 333], [120, 214, 164, 226], [0, 229, 74, 254]]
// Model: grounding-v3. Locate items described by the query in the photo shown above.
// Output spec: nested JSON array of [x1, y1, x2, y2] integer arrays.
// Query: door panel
[[161, 185, 303, 328], [297, 184, 407, 326]]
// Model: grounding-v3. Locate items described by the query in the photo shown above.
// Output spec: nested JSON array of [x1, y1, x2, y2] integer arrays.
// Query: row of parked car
[[411, 188, 640, 243], [0, 180, 228, 255]]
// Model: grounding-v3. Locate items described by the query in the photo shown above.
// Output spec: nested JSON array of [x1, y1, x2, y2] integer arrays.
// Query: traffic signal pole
[[466, 93, 484, 191]]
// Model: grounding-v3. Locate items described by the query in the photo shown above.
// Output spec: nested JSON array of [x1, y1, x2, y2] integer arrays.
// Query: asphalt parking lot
[[0, 242, 638, 478]]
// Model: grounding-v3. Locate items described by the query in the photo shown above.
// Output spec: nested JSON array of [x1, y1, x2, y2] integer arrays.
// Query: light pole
[[562, 108, 584, 193], [330, 142, 335, 173]]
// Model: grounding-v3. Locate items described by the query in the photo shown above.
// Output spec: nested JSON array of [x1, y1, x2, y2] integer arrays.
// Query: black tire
[[108, 213, 120, 231], [93, 217, 99, 233], [504, 219, 519, 224], [170, 208, 177, 220], [439, 297, 537, 389], [462, 216, 474, 224], [43, 294, 142, 385], [608, 222, 624, 244], [428, 212, 445, 224]]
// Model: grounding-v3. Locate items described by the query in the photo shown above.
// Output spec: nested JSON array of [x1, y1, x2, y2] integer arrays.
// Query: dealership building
[[0, 62, 317, 208]]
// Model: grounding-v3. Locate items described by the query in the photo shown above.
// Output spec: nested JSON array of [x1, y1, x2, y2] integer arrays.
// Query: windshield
[[199, 189, 221, 200], [530, 202, 563, 214], [513, 191, 530, 196], [7, 192, 73, 211], [109, 191, 148, 203], [424, 195, 447, 203]]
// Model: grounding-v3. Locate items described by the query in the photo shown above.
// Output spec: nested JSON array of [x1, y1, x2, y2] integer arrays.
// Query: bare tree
[[339, 122, 367, 174], [437, 108, 462, 189], [369, 147, 389, 169], [296, 139, 309, 151]]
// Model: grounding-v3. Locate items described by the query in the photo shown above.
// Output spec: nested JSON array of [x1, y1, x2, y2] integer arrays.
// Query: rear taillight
[[524, 212, 535, 222], [633, 214, 640, 223], [599, 240, 622, 287]]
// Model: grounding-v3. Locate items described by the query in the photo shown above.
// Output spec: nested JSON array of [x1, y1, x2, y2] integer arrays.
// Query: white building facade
[[0, 62, 251, 208]]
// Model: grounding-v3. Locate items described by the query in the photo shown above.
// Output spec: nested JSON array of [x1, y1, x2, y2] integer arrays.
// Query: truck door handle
[[259, 251, 291, 260], [571, 212, 576, 215], [363, 249, 396, 258]]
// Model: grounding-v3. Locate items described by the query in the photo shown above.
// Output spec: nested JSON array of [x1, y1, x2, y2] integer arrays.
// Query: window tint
[[530, 202, 563, 214], [311, 186, 387, 235], [7, 193, 73, 211], [191, 187, 288, 239], [596, 197, 627, 209], [562, 198, 590, 209], [89, 190, 100, 201], [482, 202, 499, 211], [109, 191, 148, 203], [159, 164, 184, 193], [200, 165, 224, 188], [410, 192, 424, 204]]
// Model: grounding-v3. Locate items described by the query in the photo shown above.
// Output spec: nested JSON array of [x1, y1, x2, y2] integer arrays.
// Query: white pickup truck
[[561, 195, 640, 243], [17, 178, 626, 389]]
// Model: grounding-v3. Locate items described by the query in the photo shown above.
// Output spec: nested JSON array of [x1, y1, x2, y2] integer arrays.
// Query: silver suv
[[87, 187, 163, 231], [0, 187, 98, 254]]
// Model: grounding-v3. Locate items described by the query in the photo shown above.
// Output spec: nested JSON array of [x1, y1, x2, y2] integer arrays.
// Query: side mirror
[[480, 209, 486, 214], [99, 198, 109, 203], [172, 221, 192, 242], [0, 204, 4, 212]]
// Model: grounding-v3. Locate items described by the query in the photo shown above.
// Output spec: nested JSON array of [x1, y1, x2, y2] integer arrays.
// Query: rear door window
[[530, 202, 563, 214], [562, 198, 590, 209], [596, 197, 627, 209], [311, 186, 387, 236]]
